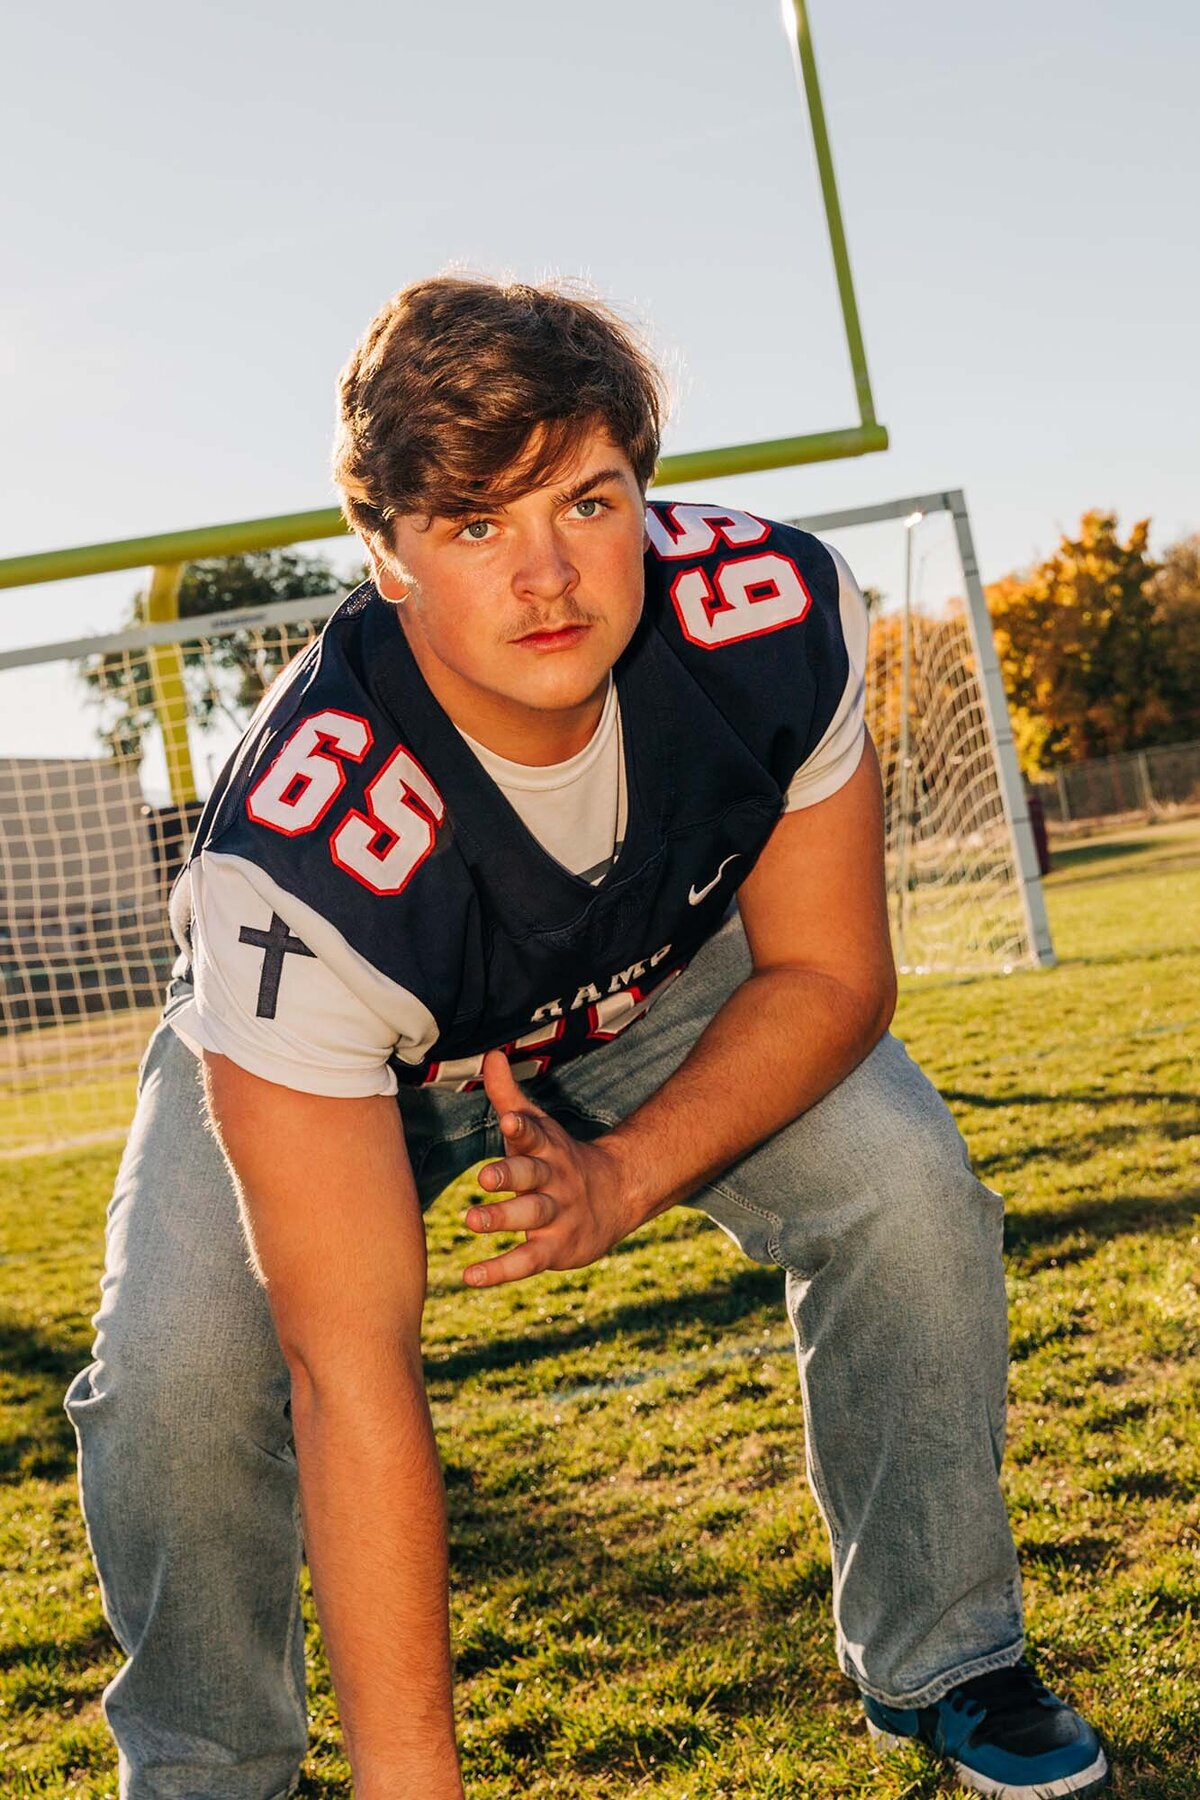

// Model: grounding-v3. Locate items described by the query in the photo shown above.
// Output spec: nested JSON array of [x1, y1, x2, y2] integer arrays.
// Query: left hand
[[461, 1050, 635, 1288]]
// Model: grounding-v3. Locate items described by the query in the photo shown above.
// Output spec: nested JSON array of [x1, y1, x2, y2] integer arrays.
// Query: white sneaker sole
[[867, 1719, 1109, 1797]]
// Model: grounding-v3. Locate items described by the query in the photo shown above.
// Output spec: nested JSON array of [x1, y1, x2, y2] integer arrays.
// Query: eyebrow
[[435, 465, 628, 528], [551, 465, 628, 507]]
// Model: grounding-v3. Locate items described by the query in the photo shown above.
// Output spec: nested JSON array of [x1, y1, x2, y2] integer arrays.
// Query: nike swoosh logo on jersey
[[688, 855, 740, 906]]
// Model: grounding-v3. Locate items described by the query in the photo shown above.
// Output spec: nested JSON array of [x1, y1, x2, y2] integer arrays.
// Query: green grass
[[0, 1005, 158, 1156], [2, 822, 1197, 1797]]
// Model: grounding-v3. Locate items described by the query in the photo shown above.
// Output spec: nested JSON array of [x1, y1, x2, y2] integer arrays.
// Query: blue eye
[[461, 519, 492, 541], [574, 497, 608, 518]]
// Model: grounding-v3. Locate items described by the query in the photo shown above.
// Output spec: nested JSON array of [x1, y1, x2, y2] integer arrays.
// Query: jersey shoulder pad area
[[643, 501, 857, 788], [168, 849, 434, 1097]]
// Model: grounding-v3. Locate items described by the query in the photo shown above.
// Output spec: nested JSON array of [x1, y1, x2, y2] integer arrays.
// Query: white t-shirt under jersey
[[168, 542, 870, 1095], [456, 670, 628, 887]]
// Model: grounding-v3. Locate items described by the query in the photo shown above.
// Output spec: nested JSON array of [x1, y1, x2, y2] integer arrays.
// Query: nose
[[512, 522, 579, 603]]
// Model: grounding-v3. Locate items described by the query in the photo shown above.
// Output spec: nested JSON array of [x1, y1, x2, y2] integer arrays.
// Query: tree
[[80, 550, 362, 762], [985, 511, 1179, 771], [865, 603, 978, 820], [1147, 533, 1200, 742]]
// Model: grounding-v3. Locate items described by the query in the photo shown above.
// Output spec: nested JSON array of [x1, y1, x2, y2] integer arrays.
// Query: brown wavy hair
[[332, 275, 667, 551]]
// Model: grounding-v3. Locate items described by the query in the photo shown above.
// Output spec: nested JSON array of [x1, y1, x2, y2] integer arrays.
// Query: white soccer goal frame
[[787, 488, 1054, 970]]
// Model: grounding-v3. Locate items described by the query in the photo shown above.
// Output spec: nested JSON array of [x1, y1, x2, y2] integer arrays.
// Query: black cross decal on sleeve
[[238, 913, 316, 1019]]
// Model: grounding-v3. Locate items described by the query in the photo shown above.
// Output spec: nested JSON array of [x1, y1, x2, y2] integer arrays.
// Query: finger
[[477, 1153, 552, 1194], [497, 1108, 548, 1151], [481, 1050, 548, 1139], [465, 1192, 557, 1235], [481, 1048, 528, 1121], [464, 1239, 548, 1288]]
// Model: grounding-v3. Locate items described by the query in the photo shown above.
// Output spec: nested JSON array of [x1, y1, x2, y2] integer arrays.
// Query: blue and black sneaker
[[862, 1659, 1109, 1797]]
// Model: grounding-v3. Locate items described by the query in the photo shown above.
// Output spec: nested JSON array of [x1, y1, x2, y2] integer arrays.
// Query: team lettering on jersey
[[421, 942, 680, 1090]]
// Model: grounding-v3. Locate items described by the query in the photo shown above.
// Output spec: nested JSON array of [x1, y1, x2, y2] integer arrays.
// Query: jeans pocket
[[692, 1186, 785, 1268]]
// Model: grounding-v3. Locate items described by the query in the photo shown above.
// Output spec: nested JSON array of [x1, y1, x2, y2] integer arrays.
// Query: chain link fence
[[1030, 738, 1200, 827]]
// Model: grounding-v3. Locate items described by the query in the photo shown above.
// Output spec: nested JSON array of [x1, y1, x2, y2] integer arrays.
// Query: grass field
[[0, 1007, 157, 1158], [1, 821, 1197, 1797]]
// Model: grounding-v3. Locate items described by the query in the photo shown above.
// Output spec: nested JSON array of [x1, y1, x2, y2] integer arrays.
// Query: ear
[[368, 548, 409, 606]]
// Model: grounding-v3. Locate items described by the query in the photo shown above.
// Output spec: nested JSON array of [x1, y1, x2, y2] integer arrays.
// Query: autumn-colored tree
[[984, 511, 1185, 771], [866, 604, 980, 823], [1147, 533, 1200, 743]]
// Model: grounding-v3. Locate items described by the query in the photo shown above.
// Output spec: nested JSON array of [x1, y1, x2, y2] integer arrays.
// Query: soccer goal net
[[792, 490, 1052, 981], [0, 488, 1051, 1156]]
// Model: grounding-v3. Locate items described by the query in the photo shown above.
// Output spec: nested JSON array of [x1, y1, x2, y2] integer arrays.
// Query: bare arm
[[202, 1055, 464, 1800], [462, 737, 897, 1282], [601, 731, 897, 1220]]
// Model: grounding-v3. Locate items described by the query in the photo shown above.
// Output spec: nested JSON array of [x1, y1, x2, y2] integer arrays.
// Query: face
[[367, 425, 648, 764]]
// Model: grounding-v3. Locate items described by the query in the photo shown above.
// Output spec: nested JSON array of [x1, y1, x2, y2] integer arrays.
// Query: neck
[[401, 629, 609, 765], [456, 686, 609, 766]]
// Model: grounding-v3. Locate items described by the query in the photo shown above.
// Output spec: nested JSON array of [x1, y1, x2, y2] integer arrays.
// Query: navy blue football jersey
[[169, 503, 862, 1093]]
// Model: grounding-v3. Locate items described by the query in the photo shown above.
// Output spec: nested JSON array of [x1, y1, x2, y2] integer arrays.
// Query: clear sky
[[1, 0, 1196, 764]]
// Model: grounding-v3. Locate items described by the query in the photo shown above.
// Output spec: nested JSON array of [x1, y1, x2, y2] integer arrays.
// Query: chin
[[520, 673, 606, 714], [508, 651, 613, 709]]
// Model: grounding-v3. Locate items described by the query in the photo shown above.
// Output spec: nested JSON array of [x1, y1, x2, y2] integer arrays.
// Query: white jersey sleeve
[[167, 851, 440, 1097], [784, 542, 869, 811]]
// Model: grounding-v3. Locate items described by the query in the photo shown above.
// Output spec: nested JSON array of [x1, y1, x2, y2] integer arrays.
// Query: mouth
[[513, 623, 593, 652]]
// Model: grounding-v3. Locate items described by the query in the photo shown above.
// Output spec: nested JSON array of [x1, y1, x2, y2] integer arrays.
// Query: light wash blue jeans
[[65, 912, 1024, 1799]]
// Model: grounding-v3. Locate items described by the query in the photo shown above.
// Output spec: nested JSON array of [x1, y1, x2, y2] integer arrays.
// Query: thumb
[[481, 1048, 528, 1124]]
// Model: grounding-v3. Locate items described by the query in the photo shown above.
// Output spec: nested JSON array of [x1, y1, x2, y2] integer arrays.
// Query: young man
[[66, 277, 1107, 1800]]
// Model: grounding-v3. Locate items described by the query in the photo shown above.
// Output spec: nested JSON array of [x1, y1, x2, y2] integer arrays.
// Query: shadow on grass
[[0, 1621, 115, 1678], [1047, 852, 1200, 894], [427, 1263, 784, 1386], [946, 1089, 1200, 1112], [1019, 1531, 1120, 1572], [1051, 943, 1199, 970], [1099, 1720, 1200, 1799], [446, 1457, 822, 1659], [1051, 835, 1159, 869], [976, 1110, 1200, 1183], [1003, 1190, 1200, 1257], [1099, 1469, 1196, 1503], [0, 1312, 90, 1484]]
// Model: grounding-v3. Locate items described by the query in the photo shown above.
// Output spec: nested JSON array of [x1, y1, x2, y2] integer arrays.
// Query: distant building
[[0, 758, 177, 1030]]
